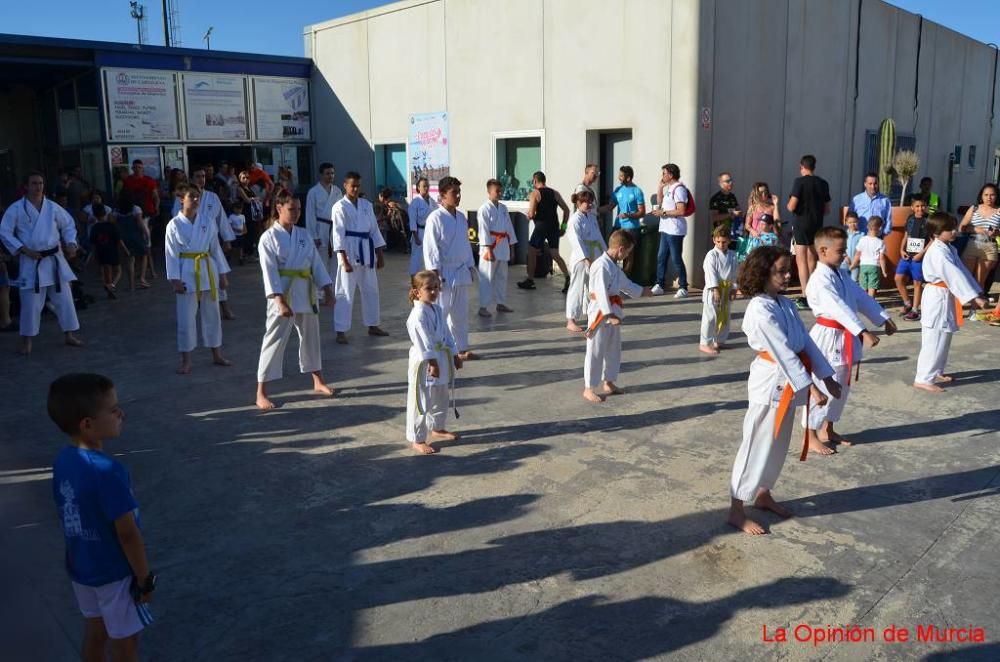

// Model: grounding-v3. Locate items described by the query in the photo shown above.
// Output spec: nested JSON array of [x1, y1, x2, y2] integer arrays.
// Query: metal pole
[[162, 0, 171, 46]]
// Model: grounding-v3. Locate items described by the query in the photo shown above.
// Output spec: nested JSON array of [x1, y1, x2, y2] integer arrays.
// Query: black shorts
[[529, 223, 560, 251], [793, 220, 822, 246]]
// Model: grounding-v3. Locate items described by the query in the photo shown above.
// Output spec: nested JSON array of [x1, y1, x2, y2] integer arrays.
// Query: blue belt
[[345, 230, 375, 266]]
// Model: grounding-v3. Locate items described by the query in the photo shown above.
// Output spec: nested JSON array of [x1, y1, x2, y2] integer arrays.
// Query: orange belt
[[586, 293, 624, 336], [482, 231, 509, 262], [758, 350, 814, 462], [929, 281, 964, 327], [815, 317, 860, 385]]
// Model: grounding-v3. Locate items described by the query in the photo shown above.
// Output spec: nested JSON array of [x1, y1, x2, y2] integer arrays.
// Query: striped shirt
[[970, 205, 1000, 234]]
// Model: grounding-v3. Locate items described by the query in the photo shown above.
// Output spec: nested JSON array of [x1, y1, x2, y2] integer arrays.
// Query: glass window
[[57, 83, 76, 110], [58, 110, 81, 146], [495, 136, 541, 201], [375, 143, 407, 200], [75, 71, 99, 108]]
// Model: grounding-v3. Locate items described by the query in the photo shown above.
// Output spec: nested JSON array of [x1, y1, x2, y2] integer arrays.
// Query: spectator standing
[[709, 172, 742, 238], [113, 190, 150, 291], [651, 163, 690, 298], [517, 172, 571, 292], [958, 183, 1000, 292], [122, 160, 160, 281], [848, 172, 892, 237], [608, 166, 646, 276], [787, 154, 831, 309]]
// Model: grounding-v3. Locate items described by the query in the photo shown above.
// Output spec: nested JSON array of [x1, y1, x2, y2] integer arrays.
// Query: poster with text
[[252, 77, 311, 141], [408, 112, 449, 196], [104, 69, 180, 142], [128, 147, 162, 181], [182, 74, 248, 141]]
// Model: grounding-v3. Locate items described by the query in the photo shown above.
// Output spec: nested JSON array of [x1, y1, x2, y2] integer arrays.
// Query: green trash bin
[[631, 224, 659, 286]]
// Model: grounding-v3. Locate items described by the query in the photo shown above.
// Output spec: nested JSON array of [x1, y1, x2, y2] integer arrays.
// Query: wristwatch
[[138, 572, 157, 595]]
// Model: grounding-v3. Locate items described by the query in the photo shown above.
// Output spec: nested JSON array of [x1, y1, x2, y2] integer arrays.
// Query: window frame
[[491, 130, 545, 209]]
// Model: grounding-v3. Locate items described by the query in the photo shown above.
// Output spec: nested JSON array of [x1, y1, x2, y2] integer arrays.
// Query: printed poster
[[104, 68, 180, 142], [182, 74, 248, 141], [253, 77, 311, 141], [409, 111, 449, 196]]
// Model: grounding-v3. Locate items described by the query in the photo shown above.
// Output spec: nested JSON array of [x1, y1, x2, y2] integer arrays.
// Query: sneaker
[[674, 288, 688, 299], [517, 278, 536, 290], [901, 302, 912, 314], [562, 276, 571, 294], [903, 310, 920, 321], [650, 284, 665, 296], [795, 297, 811, 311]]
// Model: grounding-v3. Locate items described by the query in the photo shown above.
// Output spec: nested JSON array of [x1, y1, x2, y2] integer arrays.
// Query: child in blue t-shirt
[[49, 373, 155, 659], [844, 211, 864, 282]]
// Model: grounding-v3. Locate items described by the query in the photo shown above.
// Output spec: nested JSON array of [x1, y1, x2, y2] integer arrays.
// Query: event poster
[[103, 68, 180, 142], [128, 147, 162, 181], [408, 111, 449, 196], [252, 77, 311, 141], [182, 74, 248, 141]]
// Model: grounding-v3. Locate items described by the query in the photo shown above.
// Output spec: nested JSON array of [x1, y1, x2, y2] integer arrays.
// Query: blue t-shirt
[[53, 446, 139, 586], [846, 229, 864, 262], [612, 184, 645, 230]]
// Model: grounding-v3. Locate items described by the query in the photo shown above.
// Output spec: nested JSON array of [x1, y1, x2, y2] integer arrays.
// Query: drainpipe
[[846, 0, 863, 195], [986, 43, 998, 186], [912, 15, 922, 134]]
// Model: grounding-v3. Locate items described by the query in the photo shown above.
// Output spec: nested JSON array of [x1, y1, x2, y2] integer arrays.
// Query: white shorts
[[72, 576, 152, 639]]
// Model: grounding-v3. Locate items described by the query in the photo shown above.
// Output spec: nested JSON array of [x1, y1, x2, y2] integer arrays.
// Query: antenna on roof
[[162, 0, 183, 47], [203, 26, 213, 50], [129, 2, 149, 46]]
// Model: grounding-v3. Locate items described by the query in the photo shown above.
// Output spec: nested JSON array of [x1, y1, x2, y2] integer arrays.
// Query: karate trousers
[[730, 401, 795, 502], [257, 302, 322, 383], [565, 261, 589, 320], [584, 323, 621, 389], [478, 259, 508, 309], [441, 283, 470, 352], [803, 362, 851, 429], [409, 238, 425, 275], [176, 290, 222, 352], [19, 283, 79, 337], [406, 361, 448, 443], [699, 295, 731, 346], [317, 237, 336, 301], [915, 327, 953, 385], [334, 264, 380, 333]]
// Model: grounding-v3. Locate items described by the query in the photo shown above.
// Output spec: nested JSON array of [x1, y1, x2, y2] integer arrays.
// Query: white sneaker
[[674, 288, 689, 299], [650, 284, 664, 296]]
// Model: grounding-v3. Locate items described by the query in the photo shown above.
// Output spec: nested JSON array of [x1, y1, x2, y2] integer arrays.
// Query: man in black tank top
[[518, 171, 571, 291]]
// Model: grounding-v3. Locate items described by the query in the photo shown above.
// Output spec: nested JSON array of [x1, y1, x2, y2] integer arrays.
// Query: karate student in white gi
[[423, 176, 478, 360], [408, 177, 437, 275], [728, 245, 840, 535], [583, 230, 652, 403], [803, 227, 897, 453], [0, 171, 83, 355], [477, 179, 518, 317], [565, 186, 606, 333], [164, 184, 232, 375], [172, 167, 236, 320], [699, 226, 739, 355], [332, 172, 388, 344], [914, 213, 987, 393], [255, 189, 336, 410], [406, 270, 463, 455], [304, 162, 342, 297]]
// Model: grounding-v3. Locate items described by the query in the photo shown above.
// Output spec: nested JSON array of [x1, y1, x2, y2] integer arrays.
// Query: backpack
[[674, 184, 696, 217]]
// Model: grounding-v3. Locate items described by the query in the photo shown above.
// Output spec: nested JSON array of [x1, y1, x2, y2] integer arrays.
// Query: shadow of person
[[847, 409, 1000, 445]]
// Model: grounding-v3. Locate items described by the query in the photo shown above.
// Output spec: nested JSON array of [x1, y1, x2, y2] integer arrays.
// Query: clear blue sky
[[0, 1, 996, 57]]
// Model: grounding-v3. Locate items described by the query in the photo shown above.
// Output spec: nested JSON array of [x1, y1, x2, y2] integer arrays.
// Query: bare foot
[[913, 381, 944, 393], [17, 345, 31, 356], [256, 395, 277, 410], [213, 357, 233, 367], [602, 381, 624, 395], [314, 384, 336, 397], [222, 310, 236, 321], [699, 344, 720, 356], [819, 429, 853, 447], [458, 351, 479, 361], [753, 491, 794, 518], [176, 363, 192, 375], [413, 442, 437, 455], [582, 388, 606, 403], [431, 429, 458, 441], [497, 304, 514, 313], [65, 333, 84, 348], [727, 503, 766, 535], [807, 432, 835, 455], [566, 320, 584, 333], [934, 374, 954, 383]]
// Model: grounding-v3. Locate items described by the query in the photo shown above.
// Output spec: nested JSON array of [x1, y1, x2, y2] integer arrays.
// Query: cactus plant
[[878, 118, 896, 194], [892, 150, 920, 205]]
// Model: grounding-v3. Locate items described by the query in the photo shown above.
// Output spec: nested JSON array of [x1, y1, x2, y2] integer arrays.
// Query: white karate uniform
[[331, 196, 386, 333], [802, 262, 889, 429], [915, 239, 981, 385], [477, 200, 518, 308], [700, 247, 739, 346], [584, 252, 643, 388], [408, 195, 438, 275], [256, 223, 334, 383], [173, 190, 233, 301], [0, 197, 80, 337], [424, 207, 476, 352], [730, 295, 833, 502], [304, 182, 343, 289], [565, 210, 606, 321], [164, 211, 230, 352], [406, 300, 458, 442]]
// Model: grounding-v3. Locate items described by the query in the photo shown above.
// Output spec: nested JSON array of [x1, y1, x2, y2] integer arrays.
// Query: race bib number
[[905, 237, 925, 253]]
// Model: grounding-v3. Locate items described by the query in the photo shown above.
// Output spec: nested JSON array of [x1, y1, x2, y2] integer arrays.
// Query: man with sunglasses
[[709, 172, 741, 240]]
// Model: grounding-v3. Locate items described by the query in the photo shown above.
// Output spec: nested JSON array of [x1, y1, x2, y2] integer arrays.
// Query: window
[[493, 132, 543, 201], [862, 130, 915, 201], [968, 145, 976, 171], [375, 143, 407, 199]]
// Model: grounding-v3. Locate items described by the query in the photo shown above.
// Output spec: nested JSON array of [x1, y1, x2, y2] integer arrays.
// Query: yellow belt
[[179, 251, 217, 301], [413, 341, 458, 418], [716, 279, 732, 335], [278, 267, 315, 311], [583, 239, 603, 259]]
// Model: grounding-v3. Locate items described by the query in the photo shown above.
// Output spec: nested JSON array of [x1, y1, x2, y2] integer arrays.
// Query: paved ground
[[2, 251, 999, 661]]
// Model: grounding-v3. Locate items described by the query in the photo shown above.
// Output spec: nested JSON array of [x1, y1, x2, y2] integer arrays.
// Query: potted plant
[[892, 150, 920, 205]]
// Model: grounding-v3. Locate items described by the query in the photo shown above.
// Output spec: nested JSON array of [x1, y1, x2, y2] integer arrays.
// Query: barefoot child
[[895, 196, 929, 320], [407, 270, 463, 454], [851, 217, 888, 297], [700, 226, 738, 355], [477, 179, 518, 317], [164, 184, 231, 374], [803, 227, 897, 455], [48, 374, 156, 661], [914, 212, 987, 392], [583, 230, 652, 403], [255, 189, 336, 410], [89, 204, 128, 299], [565, 186, 606, 333], [728, 246, 841, 535]]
